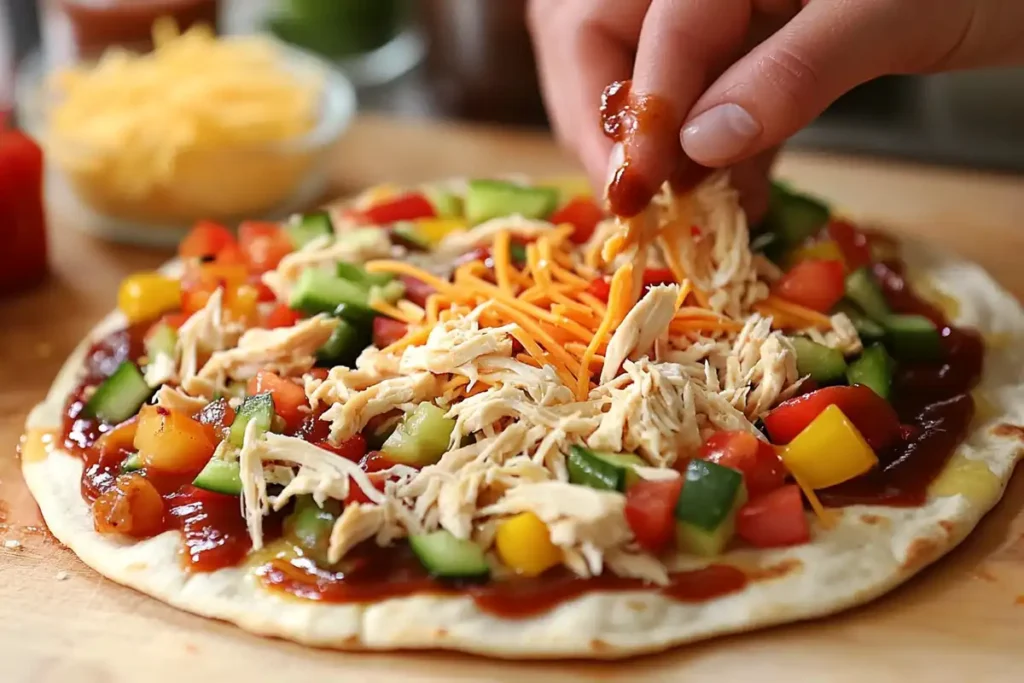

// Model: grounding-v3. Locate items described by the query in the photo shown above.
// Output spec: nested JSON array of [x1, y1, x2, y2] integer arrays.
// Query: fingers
[[624, 0, 753, 201], [680, 0, 974, 167], [527, 0, 649, 190]]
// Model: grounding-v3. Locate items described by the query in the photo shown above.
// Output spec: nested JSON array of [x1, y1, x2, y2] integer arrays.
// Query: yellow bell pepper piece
[[784, 240, 845, 269], [495, 511, 562, 577], [118, 272, 181, 324], [414, 218, 468, 246], [225, 284, 260, 326], [781, 404, 879, 489]]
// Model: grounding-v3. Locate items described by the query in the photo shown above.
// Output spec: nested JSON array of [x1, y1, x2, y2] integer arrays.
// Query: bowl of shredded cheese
[[27, 21, 356, 245]]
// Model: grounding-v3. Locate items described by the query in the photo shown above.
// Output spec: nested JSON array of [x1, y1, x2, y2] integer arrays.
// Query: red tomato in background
[[0, 129, 47, 293], [550, 196, 605, 244], [358, 193, 436, 225], [699, 431, 785, 498], [179, 221, 236, 260], [587, 278, 611, 302], [247, 370, 308, 430], [624, 478, 683, 553], [774, 259, 845, 312], [264, 303, 301, 329], [736, 485, 810, 548], [827, 220, 872, 270], [344, 451, 394, 505], [763, 385, 901, 451], [400, 274, 436, 307], [642, 268, 676, 287], [373, 317, 408, 348], [238, 221, 293, 273], [318, 434, 368, 462]]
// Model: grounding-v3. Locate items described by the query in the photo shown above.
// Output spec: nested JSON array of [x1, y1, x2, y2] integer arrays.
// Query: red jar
[[0, 129, 47, 293]]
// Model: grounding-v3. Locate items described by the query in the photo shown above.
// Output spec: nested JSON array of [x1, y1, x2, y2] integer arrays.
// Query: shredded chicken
[[262, 228, 392, 301], [601, 284, 680, 383], [321, 372, 443, 444]]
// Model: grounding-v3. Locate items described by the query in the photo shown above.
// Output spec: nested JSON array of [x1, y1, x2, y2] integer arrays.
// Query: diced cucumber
[[284, 495, 341, 566], [675, 460, 747, 556], [425, 187, 463, 219], [390, 222, 431, 251], [333, 302, 378, 328], [369, 280, 406, 305], [465, 180, 559, 224], [509, 242, 528, 266], [286, 211, 334, 248], [120, 452, 143, 473], [409, 530, 490, 579], [84, 361, 153, 424], [336, 261, 394, 289], [789, 337, 848, 383], [883, 314, 943, 362], [844, 268, 890, 322], [367, 414, 401, 450], [764, 182, 831, 247], [847, 344, 894, 398], [567, 445, 645, 492], [381, 402, 456, 466], [316, 318, 368, 366], [834, 302, 885, 342], [229, 393, 275, 447], [289, 268, 372, 315], [192, 459, 242, 496], [749, 230, 785, 263], [144, 323, 177, 360]]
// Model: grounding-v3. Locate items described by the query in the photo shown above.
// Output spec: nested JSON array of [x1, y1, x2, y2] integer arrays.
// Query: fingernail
[[681, 104, 762, 164], [604, 142, 625, 193]]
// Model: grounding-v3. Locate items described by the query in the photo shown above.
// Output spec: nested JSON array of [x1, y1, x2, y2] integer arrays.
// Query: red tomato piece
[[213, 242, 246, 266], [0, 129, 47, 293], [247, 371, 308, 431], [197, 398, 236, 433], [317, 434, 368, 462], [550, 196, 605, 244], [344, 450, 393, 505], [248, 274, 277, 302], [264, 303, 301, 329], [763, 385, 901, 451], [358, 193, 436, 225], [774, 259, 845, 312], [179, 221, 236, 260], [736, 485, 810, 548], [360, 450, 394, 473], [238, 221, 293, 274], [587, 278, 611, 302], [307, 368, 330, 381], [399, 274, 436, 307], [154, 312, 190, 331], [624, 478, 683, 553], [642, 268, 676, 287], [827, 219, 872, 270], [699, 431, 785, 498], [373, 317, 408, 348]]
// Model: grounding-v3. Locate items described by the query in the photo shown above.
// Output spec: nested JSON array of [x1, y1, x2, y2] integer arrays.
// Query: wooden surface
[[4, 115, 1024, 682]]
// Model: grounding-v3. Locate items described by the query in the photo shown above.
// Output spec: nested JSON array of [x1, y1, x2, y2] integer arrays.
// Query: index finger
[[623, 0, 753, 205]]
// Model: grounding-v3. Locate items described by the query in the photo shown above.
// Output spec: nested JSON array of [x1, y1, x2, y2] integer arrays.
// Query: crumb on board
[[3, 539, 23, 550], [55, 571, 69, 581]]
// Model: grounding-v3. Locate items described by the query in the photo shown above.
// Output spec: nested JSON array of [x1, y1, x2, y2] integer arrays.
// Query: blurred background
[[2, 0, 1022, 170]]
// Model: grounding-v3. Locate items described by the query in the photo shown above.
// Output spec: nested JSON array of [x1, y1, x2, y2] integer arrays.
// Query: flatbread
[[21, 230, 1024, 659]]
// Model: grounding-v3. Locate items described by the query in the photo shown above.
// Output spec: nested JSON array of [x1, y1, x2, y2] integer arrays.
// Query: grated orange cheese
[[370, 298, 416, 324], [493, 230, 515, 294], [380, 325, 431, 355], [756, 295, 833, 330], [575, 262, 633, 400], [365, 260, 458, 296]]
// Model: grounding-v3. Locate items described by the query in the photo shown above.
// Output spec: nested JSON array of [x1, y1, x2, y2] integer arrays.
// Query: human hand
[[529, 0, 1024, 217]]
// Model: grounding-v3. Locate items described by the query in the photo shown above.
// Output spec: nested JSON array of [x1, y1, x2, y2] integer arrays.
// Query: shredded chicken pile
[[155, 172, 861, 583]]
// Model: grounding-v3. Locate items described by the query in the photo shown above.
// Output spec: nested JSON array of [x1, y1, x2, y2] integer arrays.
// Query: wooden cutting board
[[3, 116, 1024, 683]]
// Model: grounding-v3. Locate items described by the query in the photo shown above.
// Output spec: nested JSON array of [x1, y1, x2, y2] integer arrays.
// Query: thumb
[[679, 0, 975, 167]]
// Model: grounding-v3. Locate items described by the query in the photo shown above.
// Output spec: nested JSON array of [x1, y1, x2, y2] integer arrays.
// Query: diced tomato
[[642, 268, 676, 287], [213, 242, 246, 266], [197, 398, 236, 433], [624, 478, 683, 553], [291, 408, 332, 443], [763, 385, 901, 451], [307, 368, 330, 381], [92, 473, 166, 538], [239, 221, 293, 273], [179, 221, 236, 260], [827, 219, 872, 270], [153, 312, 190, 331], [317, 434, 368, 462], [134, 405, 218, 475], [248, 274, 277, 302], [736, 485, 810, 548], [587, 277, 611, 302], [550, 196, 605, 244], [264, 303, 301, 329], [344, 450, 393, 505], [699, 431, 785, 498], [774, 259, 845, 312], [247, 370, 308, 430], [400, 274, 436, 307], [357, 193, 436, 225], [373, 316, 408, 348]]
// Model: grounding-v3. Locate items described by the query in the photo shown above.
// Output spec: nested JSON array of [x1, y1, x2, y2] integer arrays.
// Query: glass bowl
[[16, 36, 357, 247]]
